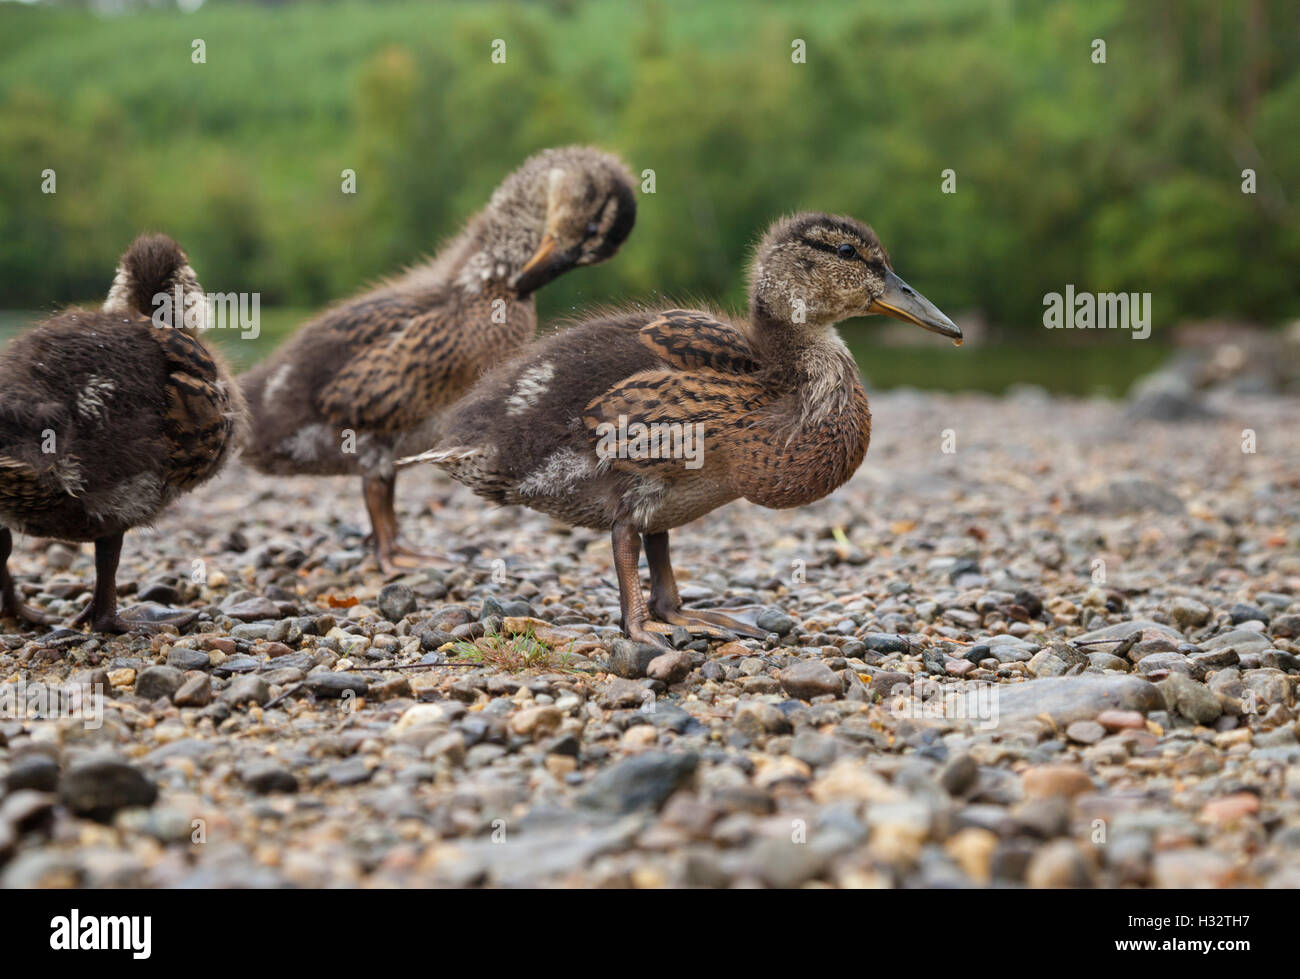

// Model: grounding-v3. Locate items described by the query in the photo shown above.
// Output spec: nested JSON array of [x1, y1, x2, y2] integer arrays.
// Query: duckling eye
[[837, 243, 858, 260], [585, 222, 601, 238]]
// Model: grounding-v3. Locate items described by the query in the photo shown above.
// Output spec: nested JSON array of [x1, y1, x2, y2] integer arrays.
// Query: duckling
[[400, 212, 961, 646], [239, 145, 637, 572], [0, 233, 246, 633]]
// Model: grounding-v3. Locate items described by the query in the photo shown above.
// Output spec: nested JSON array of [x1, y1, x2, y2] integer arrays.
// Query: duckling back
[[0, 234, 244, 541]]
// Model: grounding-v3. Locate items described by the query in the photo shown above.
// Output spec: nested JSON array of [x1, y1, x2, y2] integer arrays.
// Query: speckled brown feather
[[0, 456, 62, 514], [639, 310, 759, 373], [315, 279, 527, 436], [732, 380, 871, 508], [582, 367, 766, 476], [152, 326, 242, 493]]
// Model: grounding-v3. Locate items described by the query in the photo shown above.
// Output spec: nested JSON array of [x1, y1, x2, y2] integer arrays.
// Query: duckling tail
[[396, 446, 481, 469], [0, 454, 68, 511]]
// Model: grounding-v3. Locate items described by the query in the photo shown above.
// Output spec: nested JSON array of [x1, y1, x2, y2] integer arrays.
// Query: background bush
[[1, 0, 1296, 342]]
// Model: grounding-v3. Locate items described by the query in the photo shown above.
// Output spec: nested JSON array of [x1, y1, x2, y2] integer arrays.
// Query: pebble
[[606, 640, 662, 679], [1151, 850, 1236, 888], [1096, 709, 1145, 731], [304, 672, 369, 699], [241, 762, 299, 795], [938, 753, 978, 796], [1065, 720, 1106, 744], [1168, 597, 1211, 630], [1200, 793, 1259, 825], [777, 660, 842, 700], [575, 752, 699, 814], [135, 665, 185, 701], [165, 647, 210, 671], [5, 755, 59, 794], [1025, 840, 1092, 888], [173, 674, 213, 707], [326, 758, 373, 787], [223, 597, 282, 621], [734, 700, 791, 738], [596, 678, 645, 710], [1229, 603, 1269, 625], [1021, 765, 1094, 799], [377, 584, 417, 622], [789, 729, 836, 768], [1160, 672, 1222, 724], [1203, 629, 1275, 654], [59, 757, 157, 821], [222, 676, 272, 707], [0, 790, 55, 836], [861, 633, 910, 654], [646, 650, 692, 684], [990, 674, 1163, 726], [510, 706, 562, 738], [756, 609, 795, 636], [945, 827, 997, 883]]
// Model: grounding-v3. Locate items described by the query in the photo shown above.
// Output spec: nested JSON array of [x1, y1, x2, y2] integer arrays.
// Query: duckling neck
[[750, 305, 853, 374], [739, 313, 871, 508], [751, 313, 864, 424], [448, 177, 549, 294], [441, 217, 539, 295]]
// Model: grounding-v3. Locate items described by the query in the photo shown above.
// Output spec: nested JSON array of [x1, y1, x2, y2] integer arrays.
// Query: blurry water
[[0, 309, 1169, 397]]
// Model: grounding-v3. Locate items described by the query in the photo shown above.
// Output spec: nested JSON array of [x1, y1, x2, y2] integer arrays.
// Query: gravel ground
[[1, 384, 1298, 888]]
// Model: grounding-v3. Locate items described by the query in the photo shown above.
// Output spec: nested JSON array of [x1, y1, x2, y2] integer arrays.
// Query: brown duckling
[[239, 145, 637, 572], [400, 212, 961, 646], [0, 233, 246, 633]]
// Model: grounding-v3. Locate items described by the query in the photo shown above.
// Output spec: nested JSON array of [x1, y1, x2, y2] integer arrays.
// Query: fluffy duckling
[[240, 145, 637, 572], [400, 213, 961, 646], [0, 234, 245, 633]]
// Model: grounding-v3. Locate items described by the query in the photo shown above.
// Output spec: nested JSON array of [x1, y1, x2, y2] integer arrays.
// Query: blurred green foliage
[[1, 0, 1296, 341]]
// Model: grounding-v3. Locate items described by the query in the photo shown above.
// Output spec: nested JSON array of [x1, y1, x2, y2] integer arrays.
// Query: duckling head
[[749, 212, 961, 343], [104, 232, 207, 332], [483, 145, 636, 296]]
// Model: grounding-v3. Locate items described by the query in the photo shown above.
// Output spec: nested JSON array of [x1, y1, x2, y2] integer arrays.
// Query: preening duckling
[[401, 212, 960, 647], [239, 145, 637, 572]]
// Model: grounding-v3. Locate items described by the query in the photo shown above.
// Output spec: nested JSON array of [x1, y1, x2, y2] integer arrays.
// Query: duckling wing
[[582, 368, 767, 479], [581, 310, 765, 480], [315, 308, 483, 436], [639, 310, 758, 374], [151, 328, 240, 492]]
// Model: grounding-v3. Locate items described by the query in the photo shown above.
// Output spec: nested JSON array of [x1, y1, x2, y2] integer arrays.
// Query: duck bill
[[868, 269, 962, 341], [511, 233, 574, 295]]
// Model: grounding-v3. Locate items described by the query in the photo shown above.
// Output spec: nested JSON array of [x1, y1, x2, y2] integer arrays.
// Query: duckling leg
[[0, 529, 54, 627], [70, 533, 193, 635], [644, 531, 769, 641], [70, 534, 129, 633], [611, 522, 672, 649], [363, 473, 451, 573]]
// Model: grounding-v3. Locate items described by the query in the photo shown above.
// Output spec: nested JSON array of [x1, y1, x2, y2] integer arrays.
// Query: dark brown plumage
[[401, 212, 961, 646], [239, 145, 637, 572], [0, 233, 245, 633]]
